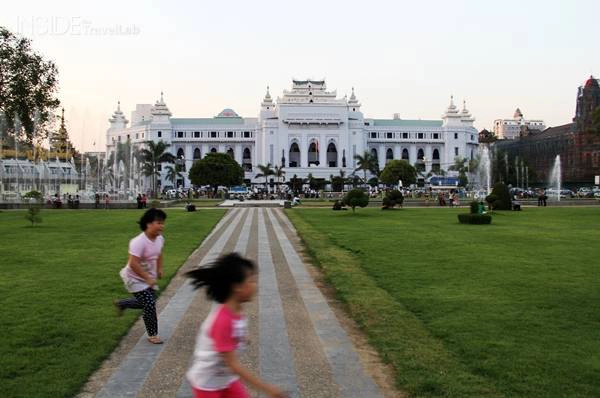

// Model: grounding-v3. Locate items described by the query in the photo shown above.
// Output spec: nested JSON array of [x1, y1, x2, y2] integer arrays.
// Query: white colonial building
[[493, 108, 545, 140], [106, 79, 479, 189]]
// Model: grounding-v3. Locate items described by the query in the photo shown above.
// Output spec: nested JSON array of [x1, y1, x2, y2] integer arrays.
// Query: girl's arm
[[221, 351, 286, 398], [128, 254, 156, 286], [156, 254, 163, 279]]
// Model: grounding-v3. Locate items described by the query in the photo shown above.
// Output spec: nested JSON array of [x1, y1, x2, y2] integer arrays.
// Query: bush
[[343, 189, 369, 213], [22, 190, 43, 203], [486, 183, 511, 210], [25, 205, 42, 227], [458, 213, 492, 224], [150, 200, 161, 208], [382, 190, 404, 210]]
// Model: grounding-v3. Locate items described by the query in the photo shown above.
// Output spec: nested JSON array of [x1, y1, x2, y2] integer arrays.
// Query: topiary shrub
[[458, 213, 492, 224], [486, 183, 511, 210], [22, 190, 43, 203], [470, 200, 479, 214], [332, 200, 346, 211], [343, 189, 369, 213], [382, 190, 404, 210]]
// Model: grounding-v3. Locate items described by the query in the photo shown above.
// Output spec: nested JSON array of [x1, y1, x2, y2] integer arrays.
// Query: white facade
[[493, 108, 545, 139], [106, 80, 479, 189]]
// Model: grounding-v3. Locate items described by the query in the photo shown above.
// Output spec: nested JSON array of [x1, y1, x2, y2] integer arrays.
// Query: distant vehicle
[[577, 187, 593, 198], [546, 188, 574, 198]]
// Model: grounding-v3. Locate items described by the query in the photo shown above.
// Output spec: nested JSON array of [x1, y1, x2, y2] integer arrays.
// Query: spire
[[460, 99, 474, 122], [461, 100, 470, 115], [151, 92, 172, 117], [109, 100, 129, 124], [348, 86, 359, 106], [262, 85, 274, 107]]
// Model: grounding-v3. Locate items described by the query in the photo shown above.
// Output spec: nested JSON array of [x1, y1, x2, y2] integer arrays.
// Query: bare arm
[[221, 351, 286, 398], [128, 254, 156, 286], [157, 254, 163, 279]]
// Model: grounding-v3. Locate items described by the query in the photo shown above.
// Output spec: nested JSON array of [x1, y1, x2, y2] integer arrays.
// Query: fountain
[[549, 155, 561, 201], [478, 146, 492, 194]]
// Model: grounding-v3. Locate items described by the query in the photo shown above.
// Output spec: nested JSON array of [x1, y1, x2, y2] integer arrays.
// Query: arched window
[[416, 148, 425, 172], [210, 147, 217, 153], [308, 141, 319, 166], [177, 148, 185, 159], [327, 142, 337, 167], [402, 148, 409, 161], [371, 148, 378, 163], [417, 148, 425, 160], [193, 148, 201, 160], [386, 148, 394, 163], [241, 147, 251, 171], [227, 147, 234, 158], [432, 149, 440, 172], [289, 142, 300, 167]]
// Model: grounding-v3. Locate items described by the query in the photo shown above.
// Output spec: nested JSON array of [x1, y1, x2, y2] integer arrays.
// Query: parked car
[[546, 188, 574, 198], [577, 187, 593, 198]]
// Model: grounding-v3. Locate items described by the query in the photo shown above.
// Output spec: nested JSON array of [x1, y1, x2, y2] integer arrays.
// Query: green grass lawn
[[287, 207, 600, 397], [0, 208, 225, 397]]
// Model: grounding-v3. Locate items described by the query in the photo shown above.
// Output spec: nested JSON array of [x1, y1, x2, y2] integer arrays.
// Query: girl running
[[114, 208, 167, 344], [186, 253, 286, 398]]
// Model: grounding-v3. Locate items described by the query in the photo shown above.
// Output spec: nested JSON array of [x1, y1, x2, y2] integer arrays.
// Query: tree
[[139, 140, 175, 197], [288, 174, 303, 193], [165, 164, 184, 188], [379, 160, 417, 187], [0, 27, 60, 146], [256, 163, 274, 193], [343, 189, 369, 213], [353, 151, 379, 187], [188, 152, 243, 194], [449, 156, 469, 187], [273, 165, 285, 192], [382, 190, 404, 210]]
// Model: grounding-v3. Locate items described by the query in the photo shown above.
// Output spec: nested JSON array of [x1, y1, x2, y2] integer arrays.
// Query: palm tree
[[353, 151, 378, 187], [165, 164, 184, 189], [139, 140, 175, 197], [256, 163, 274, 193], [273, 165, 285, 193]]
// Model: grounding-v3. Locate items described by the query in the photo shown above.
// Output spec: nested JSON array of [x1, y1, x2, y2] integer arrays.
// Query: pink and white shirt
[[187, 304, 247, 391], [119, 232, 164, 293]]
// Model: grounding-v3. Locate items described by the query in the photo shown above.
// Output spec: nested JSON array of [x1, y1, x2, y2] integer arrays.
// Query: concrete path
[[92, 208, 384, 398]]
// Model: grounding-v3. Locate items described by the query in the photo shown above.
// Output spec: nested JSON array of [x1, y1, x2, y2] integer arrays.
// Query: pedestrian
[[95, 193, 100, 209], [104, 194, 110, 210], [137, 194, 143, 209], [142, 193, 148, 208], [114, 208, 167, 344], [185, 253, 286, 398]]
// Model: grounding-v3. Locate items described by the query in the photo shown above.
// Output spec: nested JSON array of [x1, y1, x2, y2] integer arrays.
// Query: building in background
[[106, 79, 479, 191], [493, 108, 545, 140]]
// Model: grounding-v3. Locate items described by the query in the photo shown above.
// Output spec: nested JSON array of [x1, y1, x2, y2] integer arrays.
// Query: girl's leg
[[224, 380, 249, 398], [133, 288, 158, 337], [116, 296, 143, 310]]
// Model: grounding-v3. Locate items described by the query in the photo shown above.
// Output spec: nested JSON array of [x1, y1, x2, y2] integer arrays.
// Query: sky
[[2, 0, 598, 152]]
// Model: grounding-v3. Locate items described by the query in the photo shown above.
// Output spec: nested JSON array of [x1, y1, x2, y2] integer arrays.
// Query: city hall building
[[106, 79, 479, 189]]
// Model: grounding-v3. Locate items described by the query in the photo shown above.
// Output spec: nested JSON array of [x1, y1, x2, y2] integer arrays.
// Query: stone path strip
[[92, 208, 384, 397]]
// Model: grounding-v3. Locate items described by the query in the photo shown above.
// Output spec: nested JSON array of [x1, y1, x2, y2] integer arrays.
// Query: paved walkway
[[92, 208, 384, 398]]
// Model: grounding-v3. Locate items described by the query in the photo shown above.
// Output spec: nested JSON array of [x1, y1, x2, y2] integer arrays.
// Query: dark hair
[[186, 252, 256, 303], [138, 208, 167, 231]]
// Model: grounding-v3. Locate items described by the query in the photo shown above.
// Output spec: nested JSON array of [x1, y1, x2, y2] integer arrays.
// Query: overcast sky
[[2, 0, 598, 152]]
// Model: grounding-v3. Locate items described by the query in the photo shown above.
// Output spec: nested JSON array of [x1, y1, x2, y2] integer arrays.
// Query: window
[[454, 133, 458, 139], [211, 131, 217, 138], [118, 136, 121, 142], [194, 131, 200, 138], [370, 132, 377, 138], [455, 147, 459, 156], [471, 134, 475, 141], [136, 133, 138, 139], [177, 131, 184, 138], [386, 132, 393, 139], [244, 131, 251, 138], [418, 133, 423, 139], [402, 132, 408, 139], [142, 133, 144, 138], [127, 134, 130, 140], [433, 133, 439, 139], [227, 131, 234, 138], [158, 131, 162, 138]]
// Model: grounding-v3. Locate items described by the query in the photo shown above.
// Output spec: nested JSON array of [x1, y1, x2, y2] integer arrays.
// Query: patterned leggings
[[118, 288, 158, 336]]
